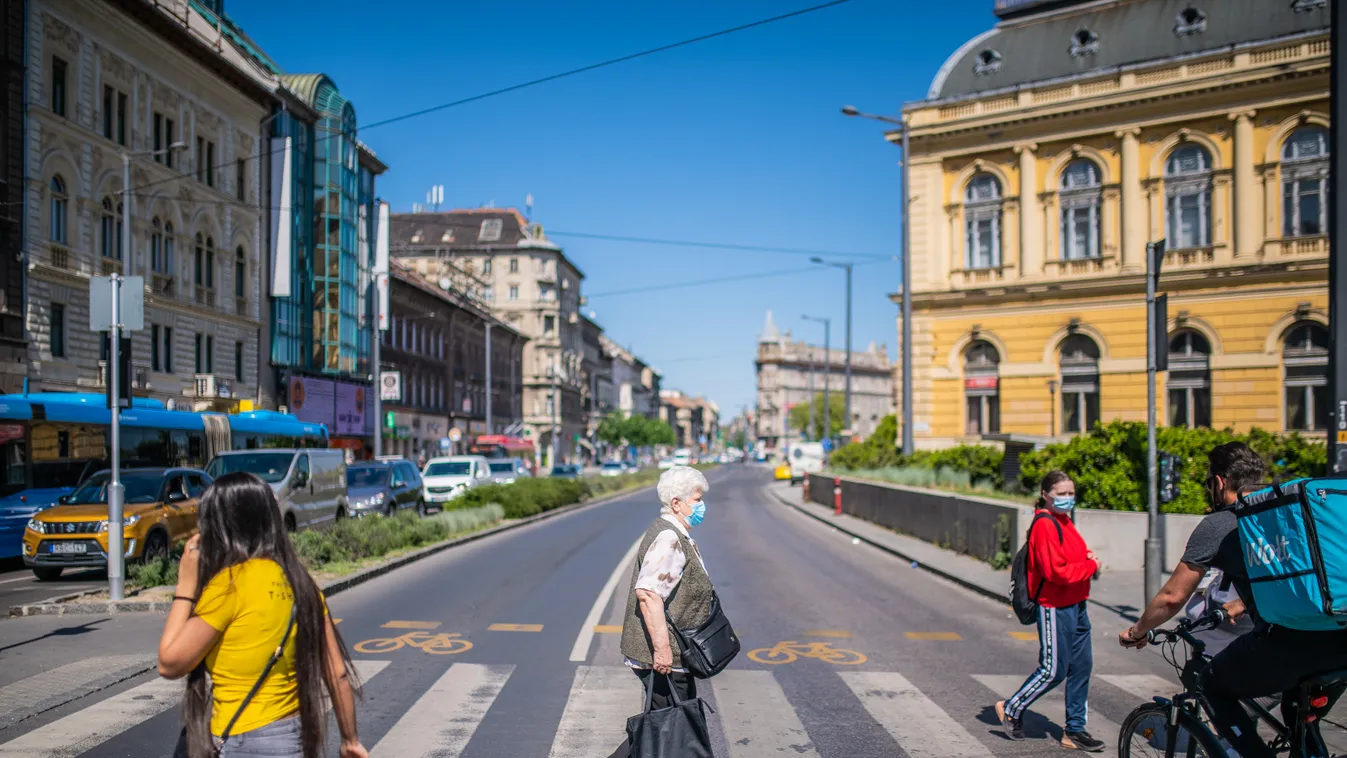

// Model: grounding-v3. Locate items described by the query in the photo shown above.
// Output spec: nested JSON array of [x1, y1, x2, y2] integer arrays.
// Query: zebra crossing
[[0, 659, 1183, 757]]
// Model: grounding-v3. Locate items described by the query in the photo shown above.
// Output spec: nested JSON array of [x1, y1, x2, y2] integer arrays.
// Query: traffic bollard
[[802, 476, 811, 503], [833, 478, 842, 516]]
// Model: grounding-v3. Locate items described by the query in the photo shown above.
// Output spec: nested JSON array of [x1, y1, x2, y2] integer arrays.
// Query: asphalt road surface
[[0, 558, 106, 609], [0, 465, 1338, 756]]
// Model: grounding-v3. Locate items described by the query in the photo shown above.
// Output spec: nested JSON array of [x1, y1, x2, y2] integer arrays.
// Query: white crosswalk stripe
[[548, 665, 638, 758], [0, 654, 156, 729], [1098, 674, 1179, 704], [712, 669, 820, 756], [840, 672, 996, 758], [370, 664, 512, 757], [973, 674, 1122, 749], [0, 675, 181, 758]]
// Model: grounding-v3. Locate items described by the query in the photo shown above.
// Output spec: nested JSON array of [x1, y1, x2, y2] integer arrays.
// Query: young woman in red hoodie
[[995, 470, 1104, 752]]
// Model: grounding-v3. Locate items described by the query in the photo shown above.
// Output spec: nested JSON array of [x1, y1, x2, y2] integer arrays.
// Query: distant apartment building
[[660, 389, 720, 451], [602, 335, 662, 420]]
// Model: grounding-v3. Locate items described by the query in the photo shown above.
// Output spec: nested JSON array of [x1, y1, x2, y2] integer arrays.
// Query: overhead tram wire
[[546, 231, 888, 260], [114, 0, 857, 202], [584, 258, 885, 299]]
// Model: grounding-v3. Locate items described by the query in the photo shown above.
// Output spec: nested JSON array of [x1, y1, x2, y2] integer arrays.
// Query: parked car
[[486, 459, 532, 485], [774, 463, 793, 481], [205, 449, 348, 531], [346, 461, 424, 517], [421, 456, 492, 506], [549, 464, 582, 480], [657, 458, 675, 470], [22, 467, 211, 581], [599, 461, 626, 478], [672, 448, 692, 467]]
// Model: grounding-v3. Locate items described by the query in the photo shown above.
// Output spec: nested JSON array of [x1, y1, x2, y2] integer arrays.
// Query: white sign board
[[380, 370, 402, 401], [89, 276, 145, 332]]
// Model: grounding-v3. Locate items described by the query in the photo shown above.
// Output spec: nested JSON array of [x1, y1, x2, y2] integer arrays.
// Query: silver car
[[486, 459, 533, 485]]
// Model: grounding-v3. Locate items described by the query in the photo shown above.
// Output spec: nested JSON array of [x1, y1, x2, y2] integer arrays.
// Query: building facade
[[895, 0, 1331, 447], [660, 389, 720, 451], [379, 262, 525, 461], [0, 0, 24, 394], [23, 0, 273, 409], [389, 209, 587, 465], [755, 310, 895, 450], [602, 335, 662, 420]]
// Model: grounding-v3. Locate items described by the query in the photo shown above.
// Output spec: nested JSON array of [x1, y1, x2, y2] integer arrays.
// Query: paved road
[[0, 558, 106, 610], [0, 466, 1335, 756]]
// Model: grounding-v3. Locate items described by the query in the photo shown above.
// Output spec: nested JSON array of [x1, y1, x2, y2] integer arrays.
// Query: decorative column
[[1016, 144, 1041, 278], [1116, 128, 1144, 273], [1230, 111, 1259, 260]]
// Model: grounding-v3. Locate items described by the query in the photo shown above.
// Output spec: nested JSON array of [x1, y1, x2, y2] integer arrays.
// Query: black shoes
[[1061, 730, 1106, 752], [995, 701, 1026, 740]]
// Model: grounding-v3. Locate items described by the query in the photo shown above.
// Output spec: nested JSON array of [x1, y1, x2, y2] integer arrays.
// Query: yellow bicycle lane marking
[[746, 640, 868, 665], [353, 631, 473, 655], [382, 620, 442, 630], [905, 632, 963, 640]]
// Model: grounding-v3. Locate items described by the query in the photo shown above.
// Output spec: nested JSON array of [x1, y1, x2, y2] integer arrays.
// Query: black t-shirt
[[1180, 509, 1264, 629]]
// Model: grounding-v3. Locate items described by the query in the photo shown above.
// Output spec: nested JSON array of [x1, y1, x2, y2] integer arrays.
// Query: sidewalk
[[764, 480, 1151, 624]]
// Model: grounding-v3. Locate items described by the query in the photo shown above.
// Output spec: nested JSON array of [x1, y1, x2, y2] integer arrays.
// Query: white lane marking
[[1098, 674, 1179, 704], [0, 576, 35, 586], [548, 666, 639, 758], [569, 537, 642, 662], [350, 659, 392, 693], [841, 672, 995, 758], [974, 674, 1121, 748], [0, 676, 181, 757], [0, 654, 156, 724], [711, 669, 819, 756], [370, 664, 512, 757]]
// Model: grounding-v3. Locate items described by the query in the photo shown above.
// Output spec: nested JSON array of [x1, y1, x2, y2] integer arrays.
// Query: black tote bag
[[625, 674, 714, 758]]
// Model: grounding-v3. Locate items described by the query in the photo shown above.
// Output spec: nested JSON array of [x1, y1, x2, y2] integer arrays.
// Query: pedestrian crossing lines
[[0, 660, 1183, 758]]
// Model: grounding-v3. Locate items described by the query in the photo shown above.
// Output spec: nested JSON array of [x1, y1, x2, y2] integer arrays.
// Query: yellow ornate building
[[893, 0, 1332, 447]]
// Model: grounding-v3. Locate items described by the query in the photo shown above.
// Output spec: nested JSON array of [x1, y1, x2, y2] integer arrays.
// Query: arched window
[[49, 176, 68, 244], [964, 174, 1002, 270], [150, 218, 164, 272], [234, 246, 246, 301], [1282, 126, 1330, 238], [1283, 322, 1329, 431], [1167, 330, 1211, 428], [1059, 334, 1100, 434], [964, 340, 1001, 436], [1165, 145, 1213, 249], [1060, 159, 1102, 261]]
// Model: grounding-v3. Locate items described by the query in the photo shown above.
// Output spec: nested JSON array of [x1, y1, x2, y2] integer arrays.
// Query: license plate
[[50, 542, 88, 554]]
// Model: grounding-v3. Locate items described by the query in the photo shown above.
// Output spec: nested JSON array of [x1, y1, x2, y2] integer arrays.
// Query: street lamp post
[[803, 315, 832, 447], [808, 342, 817, 441], [1047, 379, 1059, 437], [842, 105, 912, 455], [812, 258, 853, 442]]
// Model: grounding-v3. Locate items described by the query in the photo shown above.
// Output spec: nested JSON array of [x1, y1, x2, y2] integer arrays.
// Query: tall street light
[[842, 105, 912, 456], [811, 258, 853, 443], [802, 315, 832, 448]]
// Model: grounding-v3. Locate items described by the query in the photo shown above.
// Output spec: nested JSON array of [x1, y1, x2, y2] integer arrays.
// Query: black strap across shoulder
[[1028, 512, 1064, 605], [216, 603, 298, 748]]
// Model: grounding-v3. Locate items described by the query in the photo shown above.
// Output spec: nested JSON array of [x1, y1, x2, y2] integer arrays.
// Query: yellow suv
[[22, 468, 209, 581]]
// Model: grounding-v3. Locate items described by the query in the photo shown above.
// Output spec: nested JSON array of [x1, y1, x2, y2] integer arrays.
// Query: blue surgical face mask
[[1050, 495, 1076, 513], [687, 500, 706, 527]]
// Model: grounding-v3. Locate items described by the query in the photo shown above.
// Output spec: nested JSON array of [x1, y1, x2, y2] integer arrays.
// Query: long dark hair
[[1035, 470, 1073, 510], [183, 472, 358, 758]]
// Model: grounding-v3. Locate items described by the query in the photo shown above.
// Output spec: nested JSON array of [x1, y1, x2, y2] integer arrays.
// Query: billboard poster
[[336, 383, 368, 436], [288, 376, 335, 429]]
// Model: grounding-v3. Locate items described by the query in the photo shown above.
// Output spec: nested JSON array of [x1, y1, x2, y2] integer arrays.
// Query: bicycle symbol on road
[[353, 631, 473, 655], [746, 640, 867, 665]]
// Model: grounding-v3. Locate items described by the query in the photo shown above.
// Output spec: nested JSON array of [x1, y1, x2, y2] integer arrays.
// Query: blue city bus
[[0, 393, 327, 560]]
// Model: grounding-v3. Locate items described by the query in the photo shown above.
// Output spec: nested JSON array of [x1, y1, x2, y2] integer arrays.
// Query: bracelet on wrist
[[173, 595, 196, 604]]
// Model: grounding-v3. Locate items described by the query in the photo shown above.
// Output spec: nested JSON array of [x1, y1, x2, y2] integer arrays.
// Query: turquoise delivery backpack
[[1233, 476, 1347, 631]]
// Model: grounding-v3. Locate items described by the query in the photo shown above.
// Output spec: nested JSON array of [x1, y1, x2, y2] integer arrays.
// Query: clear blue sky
[[226, 0, 996, 419]]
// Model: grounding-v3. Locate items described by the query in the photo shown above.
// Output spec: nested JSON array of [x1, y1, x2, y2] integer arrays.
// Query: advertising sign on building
[[964, 376, 999, 391], [380, 371, 402, 401], [289, 376, 369, 436], [335, 383, 367, 436]]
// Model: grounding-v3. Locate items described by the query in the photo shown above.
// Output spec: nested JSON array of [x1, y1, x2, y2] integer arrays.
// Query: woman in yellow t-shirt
[[157, 472, 367, 758]]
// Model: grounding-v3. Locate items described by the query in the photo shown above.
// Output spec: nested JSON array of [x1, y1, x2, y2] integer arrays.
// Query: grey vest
[[620, 518, 714, 668]]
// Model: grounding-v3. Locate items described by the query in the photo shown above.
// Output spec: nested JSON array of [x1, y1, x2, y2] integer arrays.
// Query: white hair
[[657, 466, 709, 512]]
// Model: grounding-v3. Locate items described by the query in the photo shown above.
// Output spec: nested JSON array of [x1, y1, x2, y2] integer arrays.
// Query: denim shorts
[[216, 716, 301, 758]]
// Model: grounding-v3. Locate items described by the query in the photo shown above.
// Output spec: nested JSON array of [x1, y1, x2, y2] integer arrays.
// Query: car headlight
[[26, 518, 46, 534], [95, 515, 140, 532]]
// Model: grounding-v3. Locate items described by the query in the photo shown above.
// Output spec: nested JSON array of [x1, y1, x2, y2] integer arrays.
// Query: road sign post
[[1144, 239, 1166, 605], [1331, 11, 1346, 473]]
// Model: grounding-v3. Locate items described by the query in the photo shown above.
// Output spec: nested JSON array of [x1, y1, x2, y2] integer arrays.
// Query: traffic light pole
[[1330, 9, 1346, 473], [1144, 240, 1166, 604]]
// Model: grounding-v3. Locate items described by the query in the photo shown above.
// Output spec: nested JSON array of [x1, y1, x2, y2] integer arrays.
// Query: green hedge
[[1020, 421, 1327, 514], [292, 504, 505, 568], [830, 416, 1004, 488]]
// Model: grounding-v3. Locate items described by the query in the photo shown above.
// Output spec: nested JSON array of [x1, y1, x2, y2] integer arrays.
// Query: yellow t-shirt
[[195, 559, 311, 737]]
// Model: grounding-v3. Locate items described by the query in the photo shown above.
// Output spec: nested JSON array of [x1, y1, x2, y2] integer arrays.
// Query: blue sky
[[226, 0, 996, 418]]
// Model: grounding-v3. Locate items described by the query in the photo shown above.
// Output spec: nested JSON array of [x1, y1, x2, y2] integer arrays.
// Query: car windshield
[[488, 462, 516, 473], [347, 467, 389, 488], [602, 462, 623, 469], [425, 462, 471, 477], [67, 472, 163, 505], [205, 453, 294, 483]]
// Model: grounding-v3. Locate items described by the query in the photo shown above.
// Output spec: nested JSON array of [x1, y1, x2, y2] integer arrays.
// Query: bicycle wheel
[[817, 648, 868, 665], [354, 637, 404, 654], [747, 647, 798, 664], [1120, 702, 1229, 758], [421, 636, 474, 655]]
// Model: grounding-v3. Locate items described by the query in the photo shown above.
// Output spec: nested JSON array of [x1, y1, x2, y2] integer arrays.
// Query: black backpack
[[1009, 512, 1063, 625]]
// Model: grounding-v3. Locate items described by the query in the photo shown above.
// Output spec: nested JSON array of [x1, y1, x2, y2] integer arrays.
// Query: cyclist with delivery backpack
[[1119, 441, 1347, 758]]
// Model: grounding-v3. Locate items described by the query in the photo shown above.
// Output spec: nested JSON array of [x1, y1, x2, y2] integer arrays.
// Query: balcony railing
[[193, 374, 232, 399], [952, 265, 1010, 288], [43, 244, 73, 271], [152, 273, 175, 297], [1043, 255, 1114, 278], [195, 285, 216, 307], [100, 258, 124, 276], [1286, 235, 1328, 256]]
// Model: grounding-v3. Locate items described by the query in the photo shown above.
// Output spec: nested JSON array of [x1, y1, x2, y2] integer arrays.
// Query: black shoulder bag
[[174, 604, 298, 758], [663, 535, 740, 678]]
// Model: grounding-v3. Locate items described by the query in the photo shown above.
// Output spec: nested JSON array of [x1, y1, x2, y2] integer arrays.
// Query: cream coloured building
[[894, 0, 1331, 447]]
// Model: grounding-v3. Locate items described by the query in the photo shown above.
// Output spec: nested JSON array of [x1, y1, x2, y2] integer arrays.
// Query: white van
[[205, 449, 348, 531], [788, 442, 826, 485], [672, 448, 692, 467], [421, 455, 492, 506]]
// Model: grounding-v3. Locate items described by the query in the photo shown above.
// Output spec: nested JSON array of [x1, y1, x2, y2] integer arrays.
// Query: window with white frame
[[963, 340, 1000, 436], [1283, 321, 1329, 431], [964, 174, 1002, 269], [1167, 330, 1211, 428], [1282, 126, 1329, 238], [1059, 159, 1102, 260], [1165, 145, 1213, 249], [1059, 334, 1101, 434], [49, 176, 68, 244], [479, 219, 503, 241]]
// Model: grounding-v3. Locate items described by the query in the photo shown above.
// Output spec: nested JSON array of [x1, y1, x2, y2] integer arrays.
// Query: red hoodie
[[1027, 510, 1097, 608]]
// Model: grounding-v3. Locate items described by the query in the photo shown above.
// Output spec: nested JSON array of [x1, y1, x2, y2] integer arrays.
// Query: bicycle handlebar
[[1146, 608, 1228, 645]]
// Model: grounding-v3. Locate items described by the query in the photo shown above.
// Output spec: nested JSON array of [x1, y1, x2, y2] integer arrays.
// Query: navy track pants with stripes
[[1005, 601, 1093, 733]]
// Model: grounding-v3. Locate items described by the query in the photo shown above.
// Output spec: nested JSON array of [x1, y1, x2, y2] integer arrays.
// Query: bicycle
[[1118, 609, 1346, 758], [353, 631, 473, 655], [746, 640, 867, 665]]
